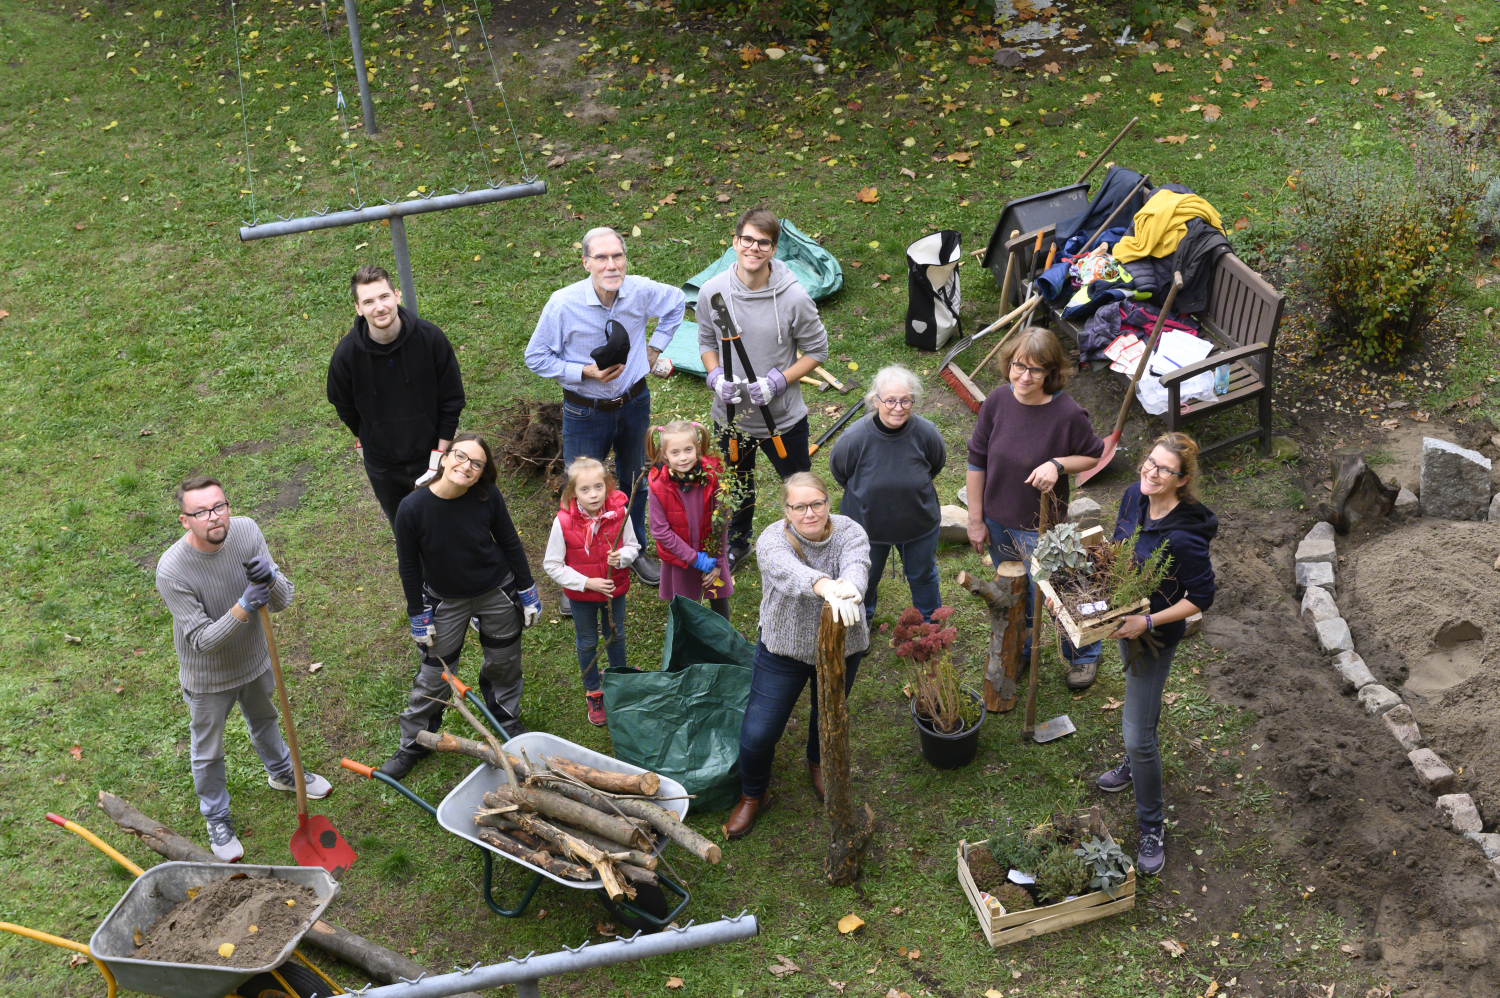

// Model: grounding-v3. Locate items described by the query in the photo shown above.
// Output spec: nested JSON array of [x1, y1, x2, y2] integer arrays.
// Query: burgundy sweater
[[966, 386, 1105, 532]]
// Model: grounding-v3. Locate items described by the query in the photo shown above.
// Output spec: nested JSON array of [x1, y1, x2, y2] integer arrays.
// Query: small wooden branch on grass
[[815, 604, 875, 887], [957, 563, 1026, 712]]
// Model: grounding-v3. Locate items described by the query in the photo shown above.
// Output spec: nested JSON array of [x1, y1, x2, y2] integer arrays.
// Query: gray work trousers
[[181, 669, 295, 824], [1119, 636, 1179, 827], [398, 584, 523, 749]]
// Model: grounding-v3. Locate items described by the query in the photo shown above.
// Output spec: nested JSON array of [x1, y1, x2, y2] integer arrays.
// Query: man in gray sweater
[[155, 476, 331, 861], [698, 208, 829, 572]]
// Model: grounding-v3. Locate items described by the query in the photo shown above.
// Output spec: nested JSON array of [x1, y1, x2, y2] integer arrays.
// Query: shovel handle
[[1083, 173, 1151, 253], [1076, 116, 1138, 185], [340, 758, 375, 779], [260, 605, 309, 819], [1110, 273, 1186, 436]]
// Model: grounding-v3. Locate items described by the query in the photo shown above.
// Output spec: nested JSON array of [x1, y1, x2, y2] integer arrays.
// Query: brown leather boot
[[721, 792, 771, 840], [808, 762, 825, 803]]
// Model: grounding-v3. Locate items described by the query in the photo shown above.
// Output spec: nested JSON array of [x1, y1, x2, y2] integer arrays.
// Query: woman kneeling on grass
[[722, 472, 870, 840], [1094, 432, 1217, 877]]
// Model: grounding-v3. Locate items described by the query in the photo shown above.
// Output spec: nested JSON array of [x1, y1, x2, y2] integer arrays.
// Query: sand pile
[[134, 875, 318, 968]]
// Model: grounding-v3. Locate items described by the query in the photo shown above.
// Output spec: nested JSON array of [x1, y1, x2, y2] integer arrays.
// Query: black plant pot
[[909, 687, 987, 770]]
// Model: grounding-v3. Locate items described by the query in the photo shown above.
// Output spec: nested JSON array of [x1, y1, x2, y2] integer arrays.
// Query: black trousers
[[716, 417, 811, 548], [365, 460, 426, 527]]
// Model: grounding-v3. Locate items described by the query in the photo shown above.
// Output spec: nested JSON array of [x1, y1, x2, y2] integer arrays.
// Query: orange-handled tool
[[340, 758, 375, 779], [46, 813, 144, 876], [710, 292, 788, 459]]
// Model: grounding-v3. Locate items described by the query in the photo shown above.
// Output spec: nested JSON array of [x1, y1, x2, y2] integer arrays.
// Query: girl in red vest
[[647, 421, 734, 621], [542, 457, 640, 726]]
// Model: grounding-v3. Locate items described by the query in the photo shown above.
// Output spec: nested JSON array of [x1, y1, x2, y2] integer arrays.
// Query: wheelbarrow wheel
[[233, 960, 330, 998], [601, 880, 672, 935]]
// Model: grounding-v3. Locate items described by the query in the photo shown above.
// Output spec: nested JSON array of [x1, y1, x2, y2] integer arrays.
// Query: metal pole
[[514, 981, 541, 998], [353, 914, 758, 998], [389, 215, 417, 319], [344, 0, 377, 135], [237, 181, 547, 241]]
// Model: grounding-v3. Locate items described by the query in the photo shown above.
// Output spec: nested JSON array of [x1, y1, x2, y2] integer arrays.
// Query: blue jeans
[[561, 387, 651, 546], [1119, 637, 1178, 826], [739, 641, 863, 800], [984, 519, 1101, 666], [865, 526, 943, 623], [571, 595, 628, 692]]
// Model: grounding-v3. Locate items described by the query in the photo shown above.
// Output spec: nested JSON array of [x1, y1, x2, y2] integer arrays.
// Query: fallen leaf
[[308, 661, 323, 673], [907, 948, 921, 960], [69, 953, 89, 967], [1411, 66, 1424, 77], [1220, 57, 1235, 70], [878, 273, 891, 281], [945, 151, 973, 164], [419, 101, 435, 110], [1340, 943, 1361, 956], [666, 977, 685, 990], [1375, 87, 1390, 96], [1161, 938, 1187, 958], [1202, 103, 1221, 122], [738, 45, 764, 63], [597, 922, 616, 935], [1258, 77, 1274, 91], [1164, 38, 1181, 49], [1244, 97, 1260, 109], [619, 180, 632, 191], [218, 943, 236, 959], [1234, 217, 1249, 230], [890, 906, 903, 914], [1153, 62, 1174, 73], [64, 633, 82, 644], [897, 946, 908, 956], [1102, 697, 1124, 710], [829, 981, 847, 993], [986, 991, 1005, 998], [114, 685, 125, 694], [855, 186, 879, 204], [69, 744, 83, 760], [1205, 982, 1220, 997], [1042, 61, 1060, 74], [547, 155, 566, 168], [1082, 92, 1102, 105], [1148, 92, 1164, 105], [1163, 691, 1182, 704], [1412, 411, 1430, 422], [1349, 77, 1359, 85], [716, 193, 731, 202], [1478, 35, 1494, 44], [1305, 116, 1319, 125], [885, 990, 910, 998], [1205, 26, 1226, 45], [838, 913, 866, 934], [769, 955, 800, 977], [139, 428, 152, 437], [73, 222, 87, 230], [1155, 134, 1189, 144], [133, 928, 146, 947]]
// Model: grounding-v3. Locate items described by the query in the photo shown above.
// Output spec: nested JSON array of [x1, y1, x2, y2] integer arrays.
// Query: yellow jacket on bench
[[1110, 191, 1225, 263]]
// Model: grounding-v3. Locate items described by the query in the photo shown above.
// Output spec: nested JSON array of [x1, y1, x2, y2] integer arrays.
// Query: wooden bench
[[999, 226, 1285, 458]]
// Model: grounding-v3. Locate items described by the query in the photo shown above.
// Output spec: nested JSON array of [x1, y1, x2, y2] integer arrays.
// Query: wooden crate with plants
[[1029, 522, 1166, 647], [957, 807, 1135, 947]]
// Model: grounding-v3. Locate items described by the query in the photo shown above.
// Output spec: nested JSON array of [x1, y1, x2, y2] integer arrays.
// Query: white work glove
[[825, 578, 861, 602], [354, 440, 364, 462], [414, 448, 446, 486], [823, 591, 863, 628], [518, 585, 542, 629]]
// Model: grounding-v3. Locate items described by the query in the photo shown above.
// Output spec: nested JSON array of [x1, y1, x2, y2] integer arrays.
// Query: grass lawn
[[1, 0, 1497, 995]]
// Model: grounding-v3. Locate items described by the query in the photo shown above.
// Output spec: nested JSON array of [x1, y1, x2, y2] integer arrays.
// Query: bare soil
[[135, 875, 319, 969]]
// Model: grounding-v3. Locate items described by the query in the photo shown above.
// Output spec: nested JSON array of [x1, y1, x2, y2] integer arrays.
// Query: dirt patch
[[253, 461, 311, 521], [134, 875, 318, 968], [493, 402, 564, 479]]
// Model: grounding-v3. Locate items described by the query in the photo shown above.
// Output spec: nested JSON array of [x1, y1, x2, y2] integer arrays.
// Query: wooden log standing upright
[[815, 604, 875, 886], [956, 561, 1027, 712]]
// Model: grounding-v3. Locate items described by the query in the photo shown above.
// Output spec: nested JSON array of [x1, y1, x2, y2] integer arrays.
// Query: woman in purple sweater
[[964, 326, 1106, 689]]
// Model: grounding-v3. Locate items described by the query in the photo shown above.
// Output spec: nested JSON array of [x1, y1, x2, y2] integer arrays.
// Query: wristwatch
[[1049, 458, 1065, 476]]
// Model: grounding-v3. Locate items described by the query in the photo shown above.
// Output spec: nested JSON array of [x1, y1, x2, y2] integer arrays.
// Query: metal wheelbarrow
[[343, 730, 691, 933]]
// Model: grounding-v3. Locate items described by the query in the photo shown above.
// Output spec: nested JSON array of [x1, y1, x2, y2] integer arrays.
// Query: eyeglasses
[[1142, 456, 1184, 478], [736, 235, 775, 251], [184, 501, 230, 521], [784, 499, 829, 515], [588, 252, 626, 264], [449, 453, 487, 472], [879, 397, 914, 410], [1010, 360, 1049, 378]]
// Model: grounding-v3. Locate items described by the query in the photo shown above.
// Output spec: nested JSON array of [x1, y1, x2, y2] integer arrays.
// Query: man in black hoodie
[[327, 265, 467, 527]]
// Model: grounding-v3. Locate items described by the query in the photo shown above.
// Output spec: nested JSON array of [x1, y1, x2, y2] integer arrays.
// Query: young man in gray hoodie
[[697, 208, 830, 570]]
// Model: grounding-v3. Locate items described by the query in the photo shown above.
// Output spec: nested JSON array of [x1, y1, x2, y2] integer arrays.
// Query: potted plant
[[894, 607, 986, 769]]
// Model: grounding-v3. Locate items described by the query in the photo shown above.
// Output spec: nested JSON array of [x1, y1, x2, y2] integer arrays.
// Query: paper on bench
[[1148, 329, 1213, 376]]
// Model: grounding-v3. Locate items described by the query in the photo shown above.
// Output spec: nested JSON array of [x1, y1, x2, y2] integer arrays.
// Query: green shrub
[[1293, 121, 1487, 363], [676, 0, 968, 53]]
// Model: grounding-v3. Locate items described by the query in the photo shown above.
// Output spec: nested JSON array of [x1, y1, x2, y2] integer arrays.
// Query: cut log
[[1319, 450, 1398, 535], [618, 861, 659, 886], [415, 730, 532, 776], [484, 785, 651, 851], [815, 604, 875, 887], [97, 792, 482, 997], [474, 827, 592, 881], [543, 755, 661, 796], [543, 782, 722, 865], [511, 812, 634, 900], [523, 819, 658, 871], [958, 564, 1026, 713]]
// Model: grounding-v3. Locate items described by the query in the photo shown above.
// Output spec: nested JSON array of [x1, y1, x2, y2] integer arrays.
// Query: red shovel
[[1077, 272, 1183, 487], [259, 606, 358, 877]]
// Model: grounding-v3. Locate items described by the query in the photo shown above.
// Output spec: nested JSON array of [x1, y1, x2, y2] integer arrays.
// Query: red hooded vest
[[647, 456, 722, 570], [556, 490, 631, 603]]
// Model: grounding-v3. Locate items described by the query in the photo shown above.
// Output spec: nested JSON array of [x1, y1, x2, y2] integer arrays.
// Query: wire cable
[[317, 0, 365, 207], [228, 0, 259, 223], [438, 0, 497, 188], [470, 3, 535, 183]]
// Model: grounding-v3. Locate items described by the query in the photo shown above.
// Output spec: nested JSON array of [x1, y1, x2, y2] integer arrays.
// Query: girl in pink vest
[[542, 457, 639, 726], [646, 421, 734, 621]]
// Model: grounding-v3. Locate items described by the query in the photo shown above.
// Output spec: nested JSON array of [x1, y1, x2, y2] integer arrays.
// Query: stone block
[[1358, 683, 1402, 717], [956, 485, 968, 508], [1301, 586, 1340, 626], [938, 505, 969, 546], [1183, 611, 1203, 638], [1296, 560, 1336, 597], [1382, 703, 1423, 752], [1464, 831, 1500, 860], [1420, 437, 1492, 520], [1333, 651, 1377, 692], [1295, 521, 1337, 566], [1393, 488, 1419, 520], [1435, 794, 1483, 833], [1491, 493, 1500, 522], [1409, 748, 1457, 794], [1316, 617, 1354, 654], [1068, 496, 1103, 531], [1490, 856, 1500, 883]]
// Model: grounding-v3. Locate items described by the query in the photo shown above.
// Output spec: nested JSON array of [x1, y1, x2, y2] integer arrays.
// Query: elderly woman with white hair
[[829, 364, 947, 622]]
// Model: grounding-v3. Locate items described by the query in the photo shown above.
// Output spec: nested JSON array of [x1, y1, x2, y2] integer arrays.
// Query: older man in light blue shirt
[[525, 226, 685, 603]]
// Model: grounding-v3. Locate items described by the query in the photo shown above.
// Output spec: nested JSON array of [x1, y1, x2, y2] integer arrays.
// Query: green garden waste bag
[[599, 597, 756, 813]]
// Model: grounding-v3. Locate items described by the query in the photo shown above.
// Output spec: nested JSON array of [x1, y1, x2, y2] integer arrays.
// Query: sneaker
[[558, 593, 573, 618], [1065, 659, 1100, 690], [585, 691, 606, 727], [498, 715, 530, 740], [726, 542, 751, 575], [268, 771, 333, 800], [1137, 821, 1166, 876], [377, 747, 427, 781], [632, 553, 661, 585], [206, 819, 243, 862], [1096, 758, 1133, 793]]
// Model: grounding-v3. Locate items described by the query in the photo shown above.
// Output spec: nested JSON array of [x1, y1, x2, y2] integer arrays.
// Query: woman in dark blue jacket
[[1095, 432, 1217, 877]]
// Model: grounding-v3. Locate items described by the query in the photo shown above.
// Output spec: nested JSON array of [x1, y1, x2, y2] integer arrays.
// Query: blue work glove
[[705, 367, 742, 405], [693, 551, 717, 573], [518, 584, 542, 629], [243, 554, 275, 586], [239, 580, 271, 614], [409, 610, 435, 647], [747, 367, 788, 407]]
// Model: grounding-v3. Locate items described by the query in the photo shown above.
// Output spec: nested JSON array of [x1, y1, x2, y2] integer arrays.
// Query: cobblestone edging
[[1294, 522, 1498, 876]]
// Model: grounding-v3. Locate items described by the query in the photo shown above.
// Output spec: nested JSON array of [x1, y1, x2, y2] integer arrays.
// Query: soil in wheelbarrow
[[134, 875, 319, 968]]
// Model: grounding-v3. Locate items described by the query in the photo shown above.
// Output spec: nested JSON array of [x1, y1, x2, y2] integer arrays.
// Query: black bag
[[904, 230, 963, 351], [590, 318, 631, 369]]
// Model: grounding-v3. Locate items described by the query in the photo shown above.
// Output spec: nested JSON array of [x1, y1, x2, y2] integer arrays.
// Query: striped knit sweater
[[155, 516, 294, 693], [755, 514, 871, 662]]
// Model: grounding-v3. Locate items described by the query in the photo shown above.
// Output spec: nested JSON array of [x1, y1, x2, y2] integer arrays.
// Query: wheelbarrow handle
[[0, 922, 118, 998], [45, 812, 145, 877], [341, 758, 437, 817]]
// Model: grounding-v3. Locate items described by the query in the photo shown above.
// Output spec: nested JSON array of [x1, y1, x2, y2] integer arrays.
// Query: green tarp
[[660, 218, 843, 377], [598, 597, 757, 813]]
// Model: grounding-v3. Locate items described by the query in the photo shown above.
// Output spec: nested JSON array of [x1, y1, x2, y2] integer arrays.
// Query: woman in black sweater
[[381, 433, 541, 779]]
